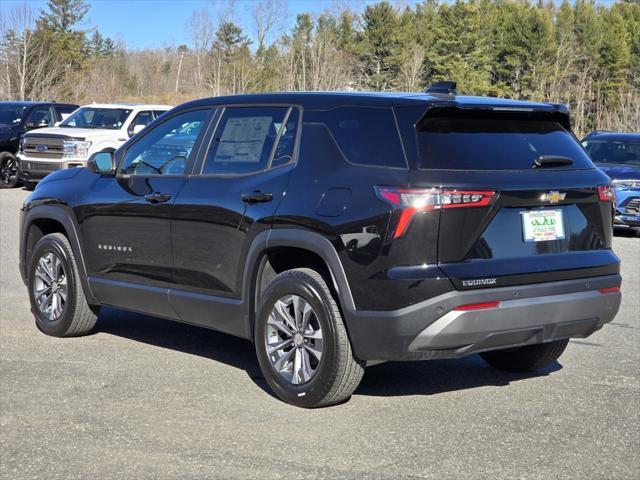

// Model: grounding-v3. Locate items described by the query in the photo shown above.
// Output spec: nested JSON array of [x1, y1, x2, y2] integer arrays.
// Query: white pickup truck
[[18, 103, 172, 185]]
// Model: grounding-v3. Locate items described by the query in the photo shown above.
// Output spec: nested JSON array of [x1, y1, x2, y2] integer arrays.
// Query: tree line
[[1, 0, 639, 136]]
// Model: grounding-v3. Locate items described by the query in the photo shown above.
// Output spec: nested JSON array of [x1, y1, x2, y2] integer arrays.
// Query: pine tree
[[427, 1, 492, 95], [38, 0, 89, 33], [358, 2, 403, 90], [36, 0, 90, 69]]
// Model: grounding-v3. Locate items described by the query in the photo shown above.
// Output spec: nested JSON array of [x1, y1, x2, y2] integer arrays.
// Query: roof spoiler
[[425, 81, 457, 95]]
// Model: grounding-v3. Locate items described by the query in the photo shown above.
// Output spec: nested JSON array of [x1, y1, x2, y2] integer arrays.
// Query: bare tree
[[0, 11, 12, 99], [398, 45, 426, 91], [187, 9, 213, 91], [0, 4, 64, 101], [252, 0, 285, 51]]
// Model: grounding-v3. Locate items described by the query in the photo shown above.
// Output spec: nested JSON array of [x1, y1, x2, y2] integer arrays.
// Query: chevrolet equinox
[[20, 84, 622, 407]]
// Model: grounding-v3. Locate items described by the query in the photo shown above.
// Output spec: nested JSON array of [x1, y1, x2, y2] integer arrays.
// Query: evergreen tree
[[598, 8, 632, 99], [358, 2, 403, 90], [38, 0, 89, 33], [427, 1, 492, 95], [491, 1, 555, 98], [36, 0, 90, 69]]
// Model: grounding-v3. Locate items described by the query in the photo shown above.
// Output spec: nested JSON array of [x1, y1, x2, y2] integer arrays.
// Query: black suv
[[0, 101, 79, 188], [19, 88, 622, 407]]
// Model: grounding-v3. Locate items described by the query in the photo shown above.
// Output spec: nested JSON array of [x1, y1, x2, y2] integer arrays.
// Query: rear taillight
[[598, 286, 620, 294], [597, 185, 615, 202], [375, 187, 495, 238]]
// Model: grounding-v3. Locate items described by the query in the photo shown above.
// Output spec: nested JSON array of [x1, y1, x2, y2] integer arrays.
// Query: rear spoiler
[[416, 103, 572, 132]]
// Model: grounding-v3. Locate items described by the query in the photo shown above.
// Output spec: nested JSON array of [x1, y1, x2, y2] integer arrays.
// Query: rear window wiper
[[533, 155, 574, 168]]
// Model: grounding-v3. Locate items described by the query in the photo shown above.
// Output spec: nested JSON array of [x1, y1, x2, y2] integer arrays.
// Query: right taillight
[[598, 286, 620, 294], [374, 186, 495, 238], [597, 185, 615, 202]]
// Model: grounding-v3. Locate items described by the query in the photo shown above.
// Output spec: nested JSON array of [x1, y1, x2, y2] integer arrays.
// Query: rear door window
[[322, 106, 407, 169], [417, 112, 594, 170], [202, 106, 293, 175], [128, 110, 155, 136], [26, 107, 54, 127], [53, 105, 77, 122]]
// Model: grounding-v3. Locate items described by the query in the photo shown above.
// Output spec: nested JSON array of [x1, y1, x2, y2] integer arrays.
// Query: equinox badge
[[540, 191, 566, 204]]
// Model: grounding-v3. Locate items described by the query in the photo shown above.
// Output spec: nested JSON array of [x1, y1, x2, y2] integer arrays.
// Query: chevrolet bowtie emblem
[[540, 191, 566, 204]]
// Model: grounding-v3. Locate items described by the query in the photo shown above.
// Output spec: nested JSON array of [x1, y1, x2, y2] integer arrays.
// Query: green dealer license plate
[[521, 209, 565, 242]]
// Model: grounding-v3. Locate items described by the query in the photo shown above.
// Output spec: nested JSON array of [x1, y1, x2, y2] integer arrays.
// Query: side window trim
[[194, 103, 302, 177], [116, 107, 215, 178], [267, 106, 293, 170]]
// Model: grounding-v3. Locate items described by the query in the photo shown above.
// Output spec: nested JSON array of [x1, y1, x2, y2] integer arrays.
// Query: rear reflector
[[453, 301, 501, 311], [598, 286, 620, 294], [375, 187, 495, 238]]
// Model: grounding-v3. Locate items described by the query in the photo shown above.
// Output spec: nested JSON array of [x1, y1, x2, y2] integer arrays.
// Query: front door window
[[120, 109, 209, 176]]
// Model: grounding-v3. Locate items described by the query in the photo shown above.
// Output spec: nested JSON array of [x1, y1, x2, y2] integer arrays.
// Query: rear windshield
[[417, 113, 594, 170]]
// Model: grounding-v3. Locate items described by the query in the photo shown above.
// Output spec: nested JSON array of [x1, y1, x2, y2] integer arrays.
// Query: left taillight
[[597, 185, 615, 202], [374, 186, 495, 238]]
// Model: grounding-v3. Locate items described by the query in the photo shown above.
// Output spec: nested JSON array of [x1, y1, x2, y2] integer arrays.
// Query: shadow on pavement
[[95, 307, 562, 400], [355, 356, 561, 398], [95, 307, 275, 397], [613, 228, 639, 238]]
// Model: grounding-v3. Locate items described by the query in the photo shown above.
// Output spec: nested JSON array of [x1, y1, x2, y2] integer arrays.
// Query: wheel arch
[[21, 204, 98, 304], [242, 229, 355, 339]]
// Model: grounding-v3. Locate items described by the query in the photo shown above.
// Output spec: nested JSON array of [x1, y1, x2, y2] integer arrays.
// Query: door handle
[[241, 191, 273, 204], [144, 192, 172, 204]]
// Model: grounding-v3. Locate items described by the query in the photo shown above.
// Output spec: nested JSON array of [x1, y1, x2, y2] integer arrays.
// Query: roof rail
[[425, 81, 457, 95]]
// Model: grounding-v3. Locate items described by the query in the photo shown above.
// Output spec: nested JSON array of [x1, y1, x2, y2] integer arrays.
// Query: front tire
[[255, 268, 364, 408], [480, 339, 569, 373], [28, 233, 99, 337], [0, 152, 19, 188]]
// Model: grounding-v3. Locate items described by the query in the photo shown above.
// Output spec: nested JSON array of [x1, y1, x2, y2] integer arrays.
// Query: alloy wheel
[[265, 294, 323, 385], [0, 157, 18, 186], [33, 252, 68, 321]]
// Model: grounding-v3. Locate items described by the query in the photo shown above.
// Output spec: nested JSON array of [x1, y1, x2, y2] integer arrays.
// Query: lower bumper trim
[[344, 274, 621, 361]]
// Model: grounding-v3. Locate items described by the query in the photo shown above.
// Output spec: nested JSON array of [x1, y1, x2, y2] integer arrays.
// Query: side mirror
[[88, 151, 116, 175]]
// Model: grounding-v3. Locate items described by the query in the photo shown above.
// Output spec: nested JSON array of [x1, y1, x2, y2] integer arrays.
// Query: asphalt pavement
[[1, 187, 638, 479]]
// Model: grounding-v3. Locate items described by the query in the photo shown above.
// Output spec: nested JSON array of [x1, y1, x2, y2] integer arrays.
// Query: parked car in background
[[17, 103, 171, 187], [20, 87, 621, 407], [0, 101, 78, 188], [582, 131, 640, 234]]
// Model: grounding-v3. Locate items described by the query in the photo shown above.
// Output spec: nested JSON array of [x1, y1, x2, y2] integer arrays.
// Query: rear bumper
[[344, 275, 622, 361]]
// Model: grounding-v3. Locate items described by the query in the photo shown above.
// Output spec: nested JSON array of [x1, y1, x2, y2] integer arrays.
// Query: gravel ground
[[1, 187, 638, 480]]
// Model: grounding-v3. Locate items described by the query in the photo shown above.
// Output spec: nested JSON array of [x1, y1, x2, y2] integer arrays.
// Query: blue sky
[[2, 0, 618, 50], [1, 0, 384, 49]]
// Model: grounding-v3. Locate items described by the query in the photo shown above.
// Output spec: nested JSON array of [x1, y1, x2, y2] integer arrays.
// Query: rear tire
[[28, 233, 99, 337], [255, 268, 365, 408], [480, 339, 569, 373], [0, 152, 19, 188]]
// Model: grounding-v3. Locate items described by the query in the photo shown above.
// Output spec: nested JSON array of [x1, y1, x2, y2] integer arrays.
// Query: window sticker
[[215, 116, 272, 163]]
